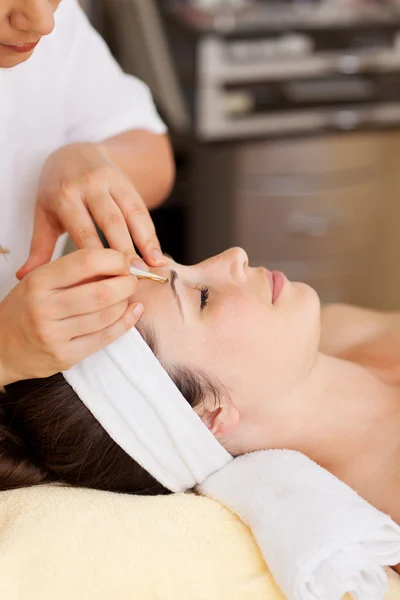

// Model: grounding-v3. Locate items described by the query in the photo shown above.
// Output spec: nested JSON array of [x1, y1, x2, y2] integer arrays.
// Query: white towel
[[200, 450, 400, 600]]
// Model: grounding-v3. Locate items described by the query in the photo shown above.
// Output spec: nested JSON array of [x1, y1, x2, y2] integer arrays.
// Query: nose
[[198, 247, 249, 281], [223, 247, 249, 273], [10, 0, 55, 37]]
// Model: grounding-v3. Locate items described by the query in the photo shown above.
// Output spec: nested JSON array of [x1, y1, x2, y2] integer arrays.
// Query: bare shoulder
[[320, 304, 400, 383], [320, 303, 389, 358]]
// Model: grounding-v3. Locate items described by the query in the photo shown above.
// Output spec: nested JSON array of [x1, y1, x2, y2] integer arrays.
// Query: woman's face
[[0, 0, 61, 68], [132, 249, 321, 453]]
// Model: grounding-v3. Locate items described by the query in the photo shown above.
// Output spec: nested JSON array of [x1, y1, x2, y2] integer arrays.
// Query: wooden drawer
[[233, 133, 388, 263], [238, 132, 385, 177], [235, 185, 386, 262]]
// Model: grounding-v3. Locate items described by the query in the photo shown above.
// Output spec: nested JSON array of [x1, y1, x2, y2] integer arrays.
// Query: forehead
[[136, 276, 172, 307], [134, 273, 181, 329]]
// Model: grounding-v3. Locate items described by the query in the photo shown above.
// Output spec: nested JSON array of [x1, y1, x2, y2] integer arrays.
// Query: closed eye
[[200, 286, 209, 311]]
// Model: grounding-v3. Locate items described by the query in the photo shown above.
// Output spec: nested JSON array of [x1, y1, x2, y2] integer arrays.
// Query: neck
[[235, 352, 400, 523], [251, 353, 400, 490], [278, 354, 400, 517], [298, 354, 399, 470]]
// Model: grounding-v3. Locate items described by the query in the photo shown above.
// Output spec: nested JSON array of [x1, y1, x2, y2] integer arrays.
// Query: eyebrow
[[170, 269, 184, 322]]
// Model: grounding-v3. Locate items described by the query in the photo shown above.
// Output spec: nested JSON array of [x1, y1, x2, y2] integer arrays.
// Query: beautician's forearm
[[100, 130, 175, 210]]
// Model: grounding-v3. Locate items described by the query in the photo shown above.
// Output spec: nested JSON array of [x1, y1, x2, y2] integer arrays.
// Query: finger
[[86, 191, 137, 257], [61, 300, 129, 339], [51, 274, 137, 318], [53, 188, 103, 251], [111, 181, 166, 267], [38, 249, 132, 290], [16, 205, 62, 280], [71, 302, 144, 357]]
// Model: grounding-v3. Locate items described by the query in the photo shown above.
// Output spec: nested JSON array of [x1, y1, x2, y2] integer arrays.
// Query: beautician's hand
[[0, 249, 143, 386], [16, 143, 166, 280]]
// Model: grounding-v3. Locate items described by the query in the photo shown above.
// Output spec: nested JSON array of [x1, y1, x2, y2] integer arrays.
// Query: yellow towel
[[0, 484, 399, 600]]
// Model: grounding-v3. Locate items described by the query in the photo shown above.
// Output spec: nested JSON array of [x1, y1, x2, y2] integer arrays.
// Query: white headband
[[63, 328, 232, 492]]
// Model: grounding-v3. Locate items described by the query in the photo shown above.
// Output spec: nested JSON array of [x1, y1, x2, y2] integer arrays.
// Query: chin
[[0, 53, 33, 68], [292, 281, 320, 307], [292, 281, 321, 331]]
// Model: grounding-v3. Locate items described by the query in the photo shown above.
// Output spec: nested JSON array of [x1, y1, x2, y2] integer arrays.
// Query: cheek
[[197, 293, 268, 370], [130, 281, 168, 313], [209, 284, 320, 387]]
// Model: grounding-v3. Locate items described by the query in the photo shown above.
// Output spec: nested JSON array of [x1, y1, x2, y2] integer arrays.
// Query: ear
[[200, 405, 240, 439]]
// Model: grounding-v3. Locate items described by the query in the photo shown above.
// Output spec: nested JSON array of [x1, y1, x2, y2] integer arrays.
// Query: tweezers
[[130, 266, 169, 284]]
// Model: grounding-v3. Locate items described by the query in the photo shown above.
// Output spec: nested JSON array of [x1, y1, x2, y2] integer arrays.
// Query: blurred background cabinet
[[102, 0, 400, 308], [189, 132, 397, 307], [79, 0, 103, 26]]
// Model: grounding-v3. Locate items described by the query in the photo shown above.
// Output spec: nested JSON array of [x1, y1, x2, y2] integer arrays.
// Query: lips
[[263, 267, 285, 304], [271, 271, 285, 303], [1, 41, 39, 54]]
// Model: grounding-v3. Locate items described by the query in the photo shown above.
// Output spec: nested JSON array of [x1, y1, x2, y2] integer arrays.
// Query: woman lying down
[[3, 249, 400, 573]]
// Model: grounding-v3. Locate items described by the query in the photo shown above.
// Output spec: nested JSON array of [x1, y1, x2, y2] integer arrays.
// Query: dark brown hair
[[1, 327, 227, 495]]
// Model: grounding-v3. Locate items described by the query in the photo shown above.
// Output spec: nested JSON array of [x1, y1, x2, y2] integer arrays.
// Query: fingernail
[[133, 303, 144, 319], [132, 259, 149, 271], [150, 249, 165, 265]]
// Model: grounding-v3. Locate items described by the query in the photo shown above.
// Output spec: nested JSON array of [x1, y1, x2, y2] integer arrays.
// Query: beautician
[[0, 0, 174, 387]]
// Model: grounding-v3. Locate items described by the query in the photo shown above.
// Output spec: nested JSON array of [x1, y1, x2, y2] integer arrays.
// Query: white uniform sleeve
[[58, 0, 167, 143]]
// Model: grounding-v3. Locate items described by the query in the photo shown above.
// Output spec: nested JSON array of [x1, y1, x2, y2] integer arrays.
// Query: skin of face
[[0, 0, 61, 68], [130, 248, 321, 455]]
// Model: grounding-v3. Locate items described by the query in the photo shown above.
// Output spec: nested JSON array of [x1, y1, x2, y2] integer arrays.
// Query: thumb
[[16, 206, 62, 280]]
